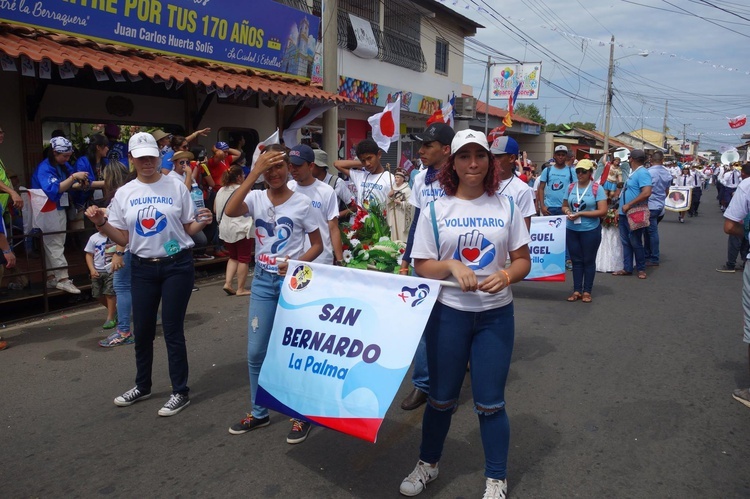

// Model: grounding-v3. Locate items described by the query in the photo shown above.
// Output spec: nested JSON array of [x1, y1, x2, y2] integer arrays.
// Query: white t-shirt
[[723, 169, 741, 188], [85, 232, 113, 272], [498, 175, 536, 219], [348, 168, 394, 208], [724, 177, 750, 259], [167, 170, 186, 183], [288, 179, 338, 264], [409, 169, 445, 210], [108, 174, 195, 258], [242, 190, 318, 273], [324, 172, 355, 208], [411, 194, 531, 312]]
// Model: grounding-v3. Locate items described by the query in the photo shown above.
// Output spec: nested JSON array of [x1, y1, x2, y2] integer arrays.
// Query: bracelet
[[500, 269, 511, 287], [2, 249, 12, 255], [96, 217, 108, 228]]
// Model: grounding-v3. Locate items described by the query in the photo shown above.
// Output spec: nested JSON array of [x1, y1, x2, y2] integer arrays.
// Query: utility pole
[[322, 0, 339, 172], [602, 35, 615, 160], [683, 123, 691, 158], [485, 55, 491, 136], [662, 100, 668, 152]]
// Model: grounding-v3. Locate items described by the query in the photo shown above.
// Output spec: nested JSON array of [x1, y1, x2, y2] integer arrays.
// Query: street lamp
[[602, 35, 649, 159]]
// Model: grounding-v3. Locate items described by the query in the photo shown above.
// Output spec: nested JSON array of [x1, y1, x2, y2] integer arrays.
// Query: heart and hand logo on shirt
[[453, 229, 496, 271], [135, 205, 167, 237]]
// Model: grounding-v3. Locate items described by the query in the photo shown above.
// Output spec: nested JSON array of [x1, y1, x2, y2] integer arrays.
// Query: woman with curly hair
[[399, 130, 531, 499]]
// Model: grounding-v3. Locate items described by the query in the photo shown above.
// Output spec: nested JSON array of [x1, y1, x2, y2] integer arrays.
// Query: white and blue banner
[[256, 262, 441, 442], [525, 216, 566, 281]]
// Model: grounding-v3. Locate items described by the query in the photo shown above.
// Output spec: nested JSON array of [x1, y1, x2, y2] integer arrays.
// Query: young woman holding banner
[[400, 130, 531, 499], [223, 144, 323, 443]]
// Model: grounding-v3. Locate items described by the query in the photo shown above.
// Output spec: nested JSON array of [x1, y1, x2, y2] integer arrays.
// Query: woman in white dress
[[387, 168, 413, 242]]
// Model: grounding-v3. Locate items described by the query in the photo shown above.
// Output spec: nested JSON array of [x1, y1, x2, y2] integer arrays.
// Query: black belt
[[132, 248, 190, 264]]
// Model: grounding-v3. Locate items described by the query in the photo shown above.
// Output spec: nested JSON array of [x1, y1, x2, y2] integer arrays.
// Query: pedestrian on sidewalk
[[84, 224, 117, 331], [85, 132, 213, 417]]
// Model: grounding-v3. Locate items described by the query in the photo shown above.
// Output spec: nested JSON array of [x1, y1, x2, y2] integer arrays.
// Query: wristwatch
[[2, 249, 12, 255], [115, 251, 125, 256]]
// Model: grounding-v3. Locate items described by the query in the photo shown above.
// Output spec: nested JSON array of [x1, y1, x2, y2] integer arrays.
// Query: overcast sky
[[444, 0, 750, 152]]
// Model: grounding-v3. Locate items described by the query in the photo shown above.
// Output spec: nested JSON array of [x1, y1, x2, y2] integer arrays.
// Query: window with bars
[[273, 0, 311, 13], [435, 38, 448, 75], [335, 0, 427, 73]]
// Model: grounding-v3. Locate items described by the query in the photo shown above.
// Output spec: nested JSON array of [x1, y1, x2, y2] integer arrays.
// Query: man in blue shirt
[[644, 151, 674, 266], [538, 145, 575, 267], [614, 149, 652, 278]]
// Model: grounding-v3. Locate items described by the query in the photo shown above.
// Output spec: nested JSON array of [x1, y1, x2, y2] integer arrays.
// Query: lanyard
[[574, 182, 591, 211]]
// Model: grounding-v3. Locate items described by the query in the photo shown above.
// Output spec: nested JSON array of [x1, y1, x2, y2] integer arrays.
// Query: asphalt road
[[2, 191, 749, 498]]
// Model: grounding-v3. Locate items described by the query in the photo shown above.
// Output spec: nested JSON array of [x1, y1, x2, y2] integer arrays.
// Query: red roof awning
[[0, 24, 347, 104]]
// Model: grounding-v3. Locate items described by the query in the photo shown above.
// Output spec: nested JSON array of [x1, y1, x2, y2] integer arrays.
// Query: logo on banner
[[398, 284, 431, 307], [548, 217, 562, 228], [289, 264, 313, 291]]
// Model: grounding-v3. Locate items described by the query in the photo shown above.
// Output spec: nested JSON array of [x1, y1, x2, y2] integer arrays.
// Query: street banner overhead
[[0, 0, 319, 80], [256, 262, 441, 443], [492, 63, 542, 100]]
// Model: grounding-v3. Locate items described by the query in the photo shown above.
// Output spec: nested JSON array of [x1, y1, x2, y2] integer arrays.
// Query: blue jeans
[[131, 249, 194, 395], [411, 268, 429, 393], [566, 225, 602, 294], [644, 209, 661, 264], [618, 215, 646, 272], [113, 251, 132, 333], [420, 301, 514, 480], [247, 267, 284, 419]]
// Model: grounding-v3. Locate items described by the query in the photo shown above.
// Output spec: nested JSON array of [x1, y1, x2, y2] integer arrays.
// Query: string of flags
[[0, 53, 269, 99]]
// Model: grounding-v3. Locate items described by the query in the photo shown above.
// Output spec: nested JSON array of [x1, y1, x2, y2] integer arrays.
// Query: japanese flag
[[28, 189, 59, 233], [251, 129, 280, 181], [368, 97, 401, 152]]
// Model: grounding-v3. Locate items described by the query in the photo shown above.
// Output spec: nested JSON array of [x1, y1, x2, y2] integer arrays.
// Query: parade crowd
[[1, 121, 750, 499]]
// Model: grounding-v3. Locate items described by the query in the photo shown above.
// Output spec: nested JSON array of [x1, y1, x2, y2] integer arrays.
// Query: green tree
[[514, 103, 546, 125]]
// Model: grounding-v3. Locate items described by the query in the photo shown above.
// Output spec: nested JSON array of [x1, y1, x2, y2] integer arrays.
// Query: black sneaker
[[114, 386, 151, 407], [157, 393, 190, 417], [228, 414, 270, 435], [286, 419, 312, 444], [716, 265, 736, 273]]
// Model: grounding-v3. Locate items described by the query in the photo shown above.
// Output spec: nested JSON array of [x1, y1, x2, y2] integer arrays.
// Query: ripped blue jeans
[[419, 301, 514, 480]]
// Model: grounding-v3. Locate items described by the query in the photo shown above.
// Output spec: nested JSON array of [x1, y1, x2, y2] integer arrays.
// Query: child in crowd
[[85, 224, 117, 330]]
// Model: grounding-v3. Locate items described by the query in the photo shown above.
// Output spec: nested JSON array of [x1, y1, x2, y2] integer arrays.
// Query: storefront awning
[[0, 24, 347, 104]]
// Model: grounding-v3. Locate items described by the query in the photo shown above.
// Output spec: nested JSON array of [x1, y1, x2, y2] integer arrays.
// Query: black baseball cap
[[409, 123, 455, 145]]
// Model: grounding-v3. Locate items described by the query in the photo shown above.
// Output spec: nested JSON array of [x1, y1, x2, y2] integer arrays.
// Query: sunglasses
[[575, 168, 590, 175], [177, 160, 191, 165]]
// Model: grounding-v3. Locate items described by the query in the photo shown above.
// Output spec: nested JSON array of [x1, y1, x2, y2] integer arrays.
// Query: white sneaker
[[400, 460, 438, 496], [56, 279, 81, 294], [482, 478, 508, 499]]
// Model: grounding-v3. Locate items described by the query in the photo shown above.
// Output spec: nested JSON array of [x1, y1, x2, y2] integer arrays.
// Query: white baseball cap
[[129, 132, 160, 158], [554, 145, 568, 153], [451, 130, 490, 155]]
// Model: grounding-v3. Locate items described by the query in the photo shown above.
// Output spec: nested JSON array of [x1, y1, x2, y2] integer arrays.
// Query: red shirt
[[208, 154, 233, 187]]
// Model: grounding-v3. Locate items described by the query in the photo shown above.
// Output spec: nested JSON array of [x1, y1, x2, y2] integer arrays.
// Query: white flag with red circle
[[368, 97, 401, 152]]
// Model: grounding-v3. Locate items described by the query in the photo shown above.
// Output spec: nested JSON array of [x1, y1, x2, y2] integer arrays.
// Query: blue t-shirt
[[618, 166, 652, 215], [541, 165, 575, 208], [107, 141, 129, 168], [31, 158, 74, 209], [566, 182, 606, 231]]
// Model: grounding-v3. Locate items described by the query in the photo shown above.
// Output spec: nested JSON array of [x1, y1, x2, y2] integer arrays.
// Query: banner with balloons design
[[256, 261, 441, 443]]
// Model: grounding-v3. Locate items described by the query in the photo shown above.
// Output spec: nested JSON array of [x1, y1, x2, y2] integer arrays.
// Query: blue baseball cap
[[490, 136, 519, 156], [215, 141, 230, 151], [289, 144, 315, 165]]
